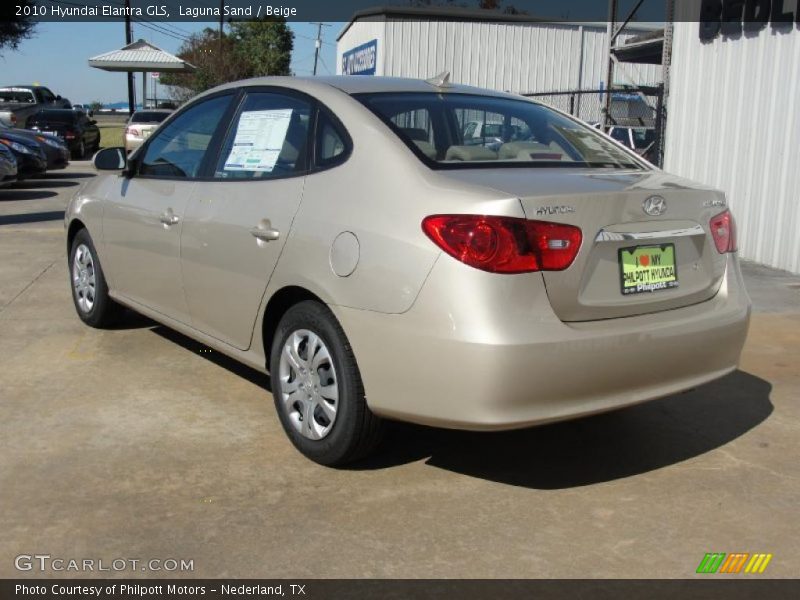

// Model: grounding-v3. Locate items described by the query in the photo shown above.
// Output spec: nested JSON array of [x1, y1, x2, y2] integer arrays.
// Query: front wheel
[[69, 228, 123, 328], [270, 301, 383, 466]]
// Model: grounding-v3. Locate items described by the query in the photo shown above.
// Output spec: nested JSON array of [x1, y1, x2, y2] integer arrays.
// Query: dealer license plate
[[619, 244, 678, 295]]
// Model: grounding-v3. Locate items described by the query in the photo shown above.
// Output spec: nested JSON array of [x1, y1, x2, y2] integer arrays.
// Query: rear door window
[[214, 91, 312, 180]]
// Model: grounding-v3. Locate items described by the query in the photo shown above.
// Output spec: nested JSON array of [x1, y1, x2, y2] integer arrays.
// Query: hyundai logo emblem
[[643, 196, 667, 216]]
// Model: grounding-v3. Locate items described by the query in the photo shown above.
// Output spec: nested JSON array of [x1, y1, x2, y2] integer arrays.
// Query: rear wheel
[[270, 301, 383, 466], [69, 228, 123, 328], [72, 140, 85, 160]]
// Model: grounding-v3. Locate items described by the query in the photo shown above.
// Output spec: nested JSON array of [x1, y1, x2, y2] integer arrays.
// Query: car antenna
[[425, 71, 452, 89]]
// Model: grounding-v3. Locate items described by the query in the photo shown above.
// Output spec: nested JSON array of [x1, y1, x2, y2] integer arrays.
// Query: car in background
[[608, 126, 657, 163], [0, 142, 17, 187], [28, 109, 100, 159], [72, 104, 94, 117], [0, 130, 47, 179], [463, 119, 532, 151], [124, 109, 172, 153], [0, 85, 71, 127], [70, 76, 749, 466], [0, 122, 69, 171]]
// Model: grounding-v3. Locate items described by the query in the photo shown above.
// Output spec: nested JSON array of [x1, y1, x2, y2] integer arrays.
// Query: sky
[[0, 21, 340, 105]]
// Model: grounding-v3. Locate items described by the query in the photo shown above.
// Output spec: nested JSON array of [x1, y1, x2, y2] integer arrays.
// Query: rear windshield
[[356, 92, 643, 170], [0, 90, 36, 104], [131, 111, 170, 124], [30, 110, 75, 124]]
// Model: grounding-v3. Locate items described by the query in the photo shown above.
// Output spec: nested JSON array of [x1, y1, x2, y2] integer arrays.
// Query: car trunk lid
[[436, 168, 729, 322]]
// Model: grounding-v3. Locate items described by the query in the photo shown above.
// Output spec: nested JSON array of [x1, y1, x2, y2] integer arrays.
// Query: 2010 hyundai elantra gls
[[65, 76, 750, 466]]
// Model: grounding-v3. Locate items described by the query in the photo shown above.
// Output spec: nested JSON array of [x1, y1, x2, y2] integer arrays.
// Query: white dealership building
[[336, 7, 662, 93], [337, 4, 800, 274]]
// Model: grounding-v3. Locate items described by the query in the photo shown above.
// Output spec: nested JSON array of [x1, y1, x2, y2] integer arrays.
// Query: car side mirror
[[94, 147, 126, 171], [56, 95, 62, 100], [89, 119, 97, 125]]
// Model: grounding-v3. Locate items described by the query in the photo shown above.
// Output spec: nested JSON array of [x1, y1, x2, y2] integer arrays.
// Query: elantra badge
[[643, 196, 667, 216]]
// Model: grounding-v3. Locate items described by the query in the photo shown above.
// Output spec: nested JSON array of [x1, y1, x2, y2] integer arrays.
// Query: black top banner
[[6, 0, 671, 24], [6, 1, 800, 27]]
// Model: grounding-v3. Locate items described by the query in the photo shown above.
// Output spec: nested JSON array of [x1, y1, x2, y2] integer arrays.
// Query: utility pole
[[125, 0, 134, 115], [310, 22, 331, 76], [603, 0, 618, 130]]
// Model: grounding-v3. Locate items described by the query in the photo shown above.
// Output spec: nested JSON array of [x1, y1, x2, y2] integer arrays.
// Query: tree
[[89, 101, 104, 114], [229, 19, 293, 78], [0, 0, 36, 54], [160, 19, 293, 102]]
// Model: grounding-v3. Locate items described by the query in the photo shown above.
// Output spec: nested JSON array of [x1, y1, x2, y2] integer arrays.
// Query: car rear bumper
[[124, 135, 144, 153], [47, 150, 69, 169], [333, 254, 751, 430]]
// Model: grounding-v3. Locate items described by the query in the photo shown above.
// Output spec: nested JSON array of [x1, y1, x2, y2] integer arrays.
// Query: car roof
[[208, 75, 520, 101]]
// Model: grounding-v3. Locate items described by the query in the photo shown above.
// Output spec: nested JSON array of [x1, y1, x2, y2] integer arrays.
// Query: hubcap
[[278, 329, 339, 440], [72, 243, 96, 313]]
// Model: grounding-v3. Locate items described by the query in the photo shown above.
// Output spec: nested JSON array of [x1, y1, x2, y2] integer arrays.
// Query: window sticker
[[223, 109, 293, 172]]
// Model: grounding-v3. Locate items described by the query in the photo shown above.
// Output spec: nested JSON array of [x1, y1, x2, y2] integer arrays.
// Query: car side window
[[139, 94, 232, 179], [214, 91, 312, 180], [314, 110, 348, 167]]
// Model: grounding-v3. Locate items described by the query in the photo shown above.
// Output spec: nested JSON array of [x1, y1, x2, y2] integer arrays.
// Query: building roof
[[337, 5, 660, 41], [88, 39, 196, 73], [612, 29, 665, 64]]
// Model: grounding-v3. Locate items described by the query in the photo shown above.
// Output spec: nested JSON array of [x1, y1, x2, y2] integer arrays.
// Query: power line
[[318, 54, 333, 76], [133, 21, 189, 42]]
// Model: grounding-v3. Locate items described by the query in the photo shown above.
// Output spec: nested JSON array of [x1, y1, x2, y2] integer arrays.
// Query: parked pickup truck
[[0, 85, 71, 127]]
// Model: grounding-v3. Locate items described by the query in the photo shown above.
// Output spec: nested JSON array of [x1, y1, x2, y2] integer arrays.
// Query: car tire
[[69, 228, 123, 328], [270, 300, 383, 466], [73, 140, 85, 160]]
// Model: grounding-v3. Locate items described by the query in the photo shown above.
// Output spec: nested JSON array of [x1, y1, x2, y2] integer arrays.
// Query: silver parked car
[[66, 76, 750, 465], [124, 109, 173, 153]]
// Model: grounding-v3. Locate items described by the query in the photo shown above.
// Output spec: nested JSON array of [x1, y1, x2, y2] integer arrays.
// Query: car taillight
[[710, 209, 737, 254], [422, 214, 582, 273], [10, 114, 17, 126], [64, 130, 76, 139], [126, 126, 140, 137]]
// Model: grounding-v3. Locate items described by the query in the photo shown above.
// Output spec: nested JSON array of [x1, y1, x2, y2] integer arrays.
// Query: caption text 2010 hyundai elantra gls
[[66, 75, 750, 465]]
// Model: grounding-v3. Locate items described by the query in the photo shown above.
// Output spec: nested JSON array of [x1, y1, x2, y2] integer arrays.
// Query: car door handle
[[250, 226, 280, 242], [159, 210, 180, 226]]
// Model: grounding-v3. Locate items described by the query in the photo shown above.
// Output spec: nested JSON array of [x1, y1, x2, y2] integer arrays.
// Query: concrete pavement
[[1, 164, 798, 578]]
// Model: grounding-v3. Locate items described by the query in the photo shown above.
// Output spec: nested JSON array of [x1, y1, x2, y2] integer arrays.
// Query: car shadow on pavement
[[13, 179, 79, 189], [0, 190, 59, 202], [151, 325, 271, 392], [0, 210, 64, 225], [355, 370, 773, 489], [40, 172, 96, 179]]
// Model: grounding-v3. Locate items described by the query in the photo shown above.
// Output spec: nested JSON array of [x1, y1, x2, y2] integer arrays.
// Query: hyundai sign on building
[[341, 39, 378, 75]]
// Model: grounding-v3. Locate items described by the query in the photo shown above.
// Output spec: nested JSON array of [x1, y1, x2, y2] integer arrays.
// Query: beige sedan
[[123, 109, 172, 153], [65, 76, 750, 465]]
